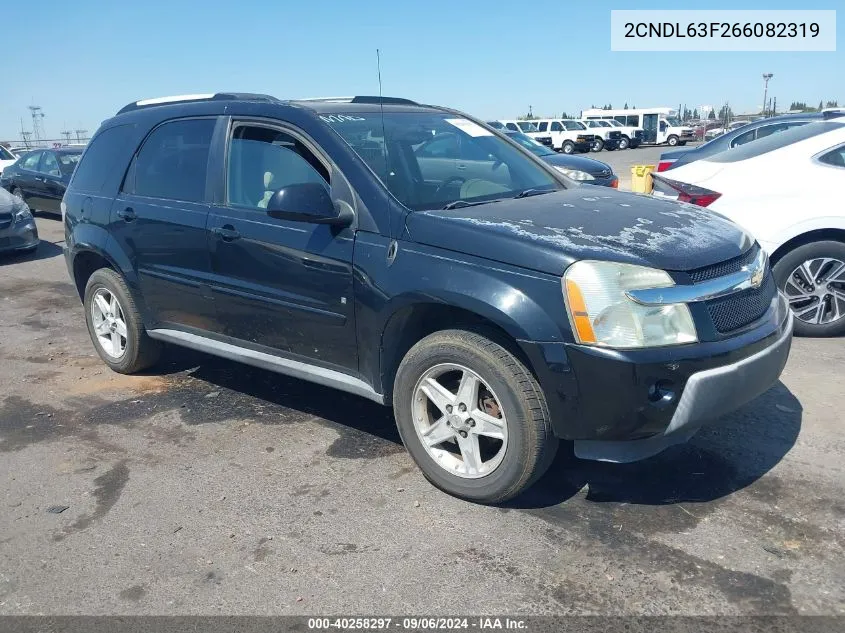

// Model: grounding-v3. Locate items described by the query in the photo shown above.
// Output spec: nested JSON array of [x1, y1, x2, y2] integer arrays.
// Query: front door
[[36, 151, 65, 213], [15, 151, 43, 207], [109, 117, 218, 331], [206, 121, 357, 373], [642, 114, 659, 143]]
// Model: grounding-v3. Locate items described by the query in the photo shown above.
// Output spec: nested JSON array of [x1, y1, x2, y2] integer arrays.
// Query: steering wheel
[[435, 176, 467, 196]]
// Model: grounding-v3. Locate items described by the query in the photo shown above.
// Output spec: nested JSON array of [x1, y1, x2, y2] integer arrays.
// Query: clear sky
[[1, 0, 842, 141]]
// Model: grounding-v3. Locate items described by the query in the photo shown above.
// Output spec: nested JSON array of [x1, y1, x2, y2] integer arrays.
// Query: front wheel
[[393, 329, 558, 504], [561, 141, 575, 154], [618, 136, 630, 150], [773, 241, 845, 337], [591, 138, 604, 152], [667, 135, 679, 146]]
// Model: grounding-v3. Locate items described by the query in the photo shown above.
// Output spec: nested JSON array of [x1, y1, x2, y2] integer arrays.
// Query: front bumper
[[0, 219, 39, 253], [518, 292, 793, 462], [573, 141, 593, 153]]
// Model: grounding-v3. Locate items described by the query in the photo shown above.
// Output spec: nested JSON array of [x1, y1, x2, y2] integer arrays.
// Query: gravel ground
[[0, 216, 843, 616]]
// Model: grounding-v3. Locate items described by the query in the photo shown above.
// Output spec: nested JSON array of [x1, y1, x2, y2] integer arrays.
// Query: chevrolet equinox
[[63, 93, 794, 503]]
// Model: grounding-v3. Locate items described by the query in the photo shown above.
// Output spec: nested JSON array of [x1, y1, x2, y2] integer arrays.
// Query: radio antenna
[[377, 48, 393, 239]]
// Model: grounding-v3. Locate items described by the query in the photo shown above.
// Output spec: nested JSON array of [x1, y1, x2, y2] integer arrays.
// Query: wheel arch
[[769, 228, 845, 266]]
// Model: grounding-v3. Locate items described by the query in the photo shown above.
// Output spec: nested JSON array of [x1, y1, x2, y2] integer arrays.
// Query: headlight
[[13, 205, 32, 224], [562, 260, 697, 348], [554, 166, 595, 181]]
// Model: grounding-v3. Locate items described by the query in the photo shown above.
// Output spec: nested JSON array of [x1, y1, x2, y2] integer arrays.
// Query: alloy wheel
[[411, 363, 508, 479], [90, 288, 128, 358], [783, 257, 845, 325]]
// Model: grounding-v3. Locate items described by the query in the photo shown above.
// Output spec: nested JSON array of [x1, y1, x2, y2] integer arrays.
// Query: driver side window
[[227, 125, 329, 211], [415, 134, 459, 159], [550, 121, 563, 132]]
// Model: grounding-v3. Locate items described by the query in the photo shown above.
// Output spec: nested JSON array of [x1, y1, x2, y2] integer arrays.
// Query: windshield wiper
[[513, 188, 555, 199], [441, 199, 502, 210]]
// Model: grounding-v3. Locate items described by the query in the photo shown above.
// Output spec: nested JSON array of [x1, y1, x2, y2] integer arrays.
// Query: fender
[[765, 216, 845, 258], [353, 234, 573, 393]]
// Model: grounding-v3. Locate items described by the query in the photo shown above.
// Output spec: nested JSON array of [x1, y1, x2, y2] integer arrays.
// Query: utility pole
[[75, 129, 88, 144], [61, 125, 73, 145], [762, 73, 773, 117], [772, 96, 777, 116]]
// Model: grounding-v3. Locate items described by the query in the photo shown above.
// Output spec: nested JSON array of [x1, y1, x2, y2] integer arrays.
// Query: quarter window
[[818, 145, 845, 168], [72, 125, 136, 194], [227, 125, 329, 210], [537, 122, 548, 132], [127, 118, 215, 202]]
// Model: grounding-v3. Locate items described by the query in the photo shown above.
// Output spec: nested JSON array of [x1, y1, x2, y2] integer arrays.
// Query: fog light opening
[[647, 380, 676, 405]]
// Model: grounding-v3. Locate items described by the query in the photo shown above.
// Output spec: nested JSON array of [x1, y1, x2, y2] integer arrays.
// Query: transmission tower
[[61, 129, 73, 144], [29, 106, 45, 145], [74, 129, 88, 144]]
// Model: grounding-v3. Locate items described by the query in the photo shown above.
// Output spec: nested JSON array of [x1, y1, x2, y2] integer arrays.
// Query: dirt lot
[[0, 216, 843, 616]]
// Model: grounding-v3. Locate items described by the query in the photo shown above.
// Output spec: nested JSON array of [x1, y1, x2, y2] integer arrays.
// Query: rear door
[[110, 117, 218, 330], [206, 119, 357, 372]]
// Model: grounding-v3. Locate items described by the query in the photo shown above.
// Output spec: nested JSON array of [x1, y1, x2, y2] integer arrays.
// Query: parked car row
[[0, 147, 83, 215], [654, 111, 845, 337]]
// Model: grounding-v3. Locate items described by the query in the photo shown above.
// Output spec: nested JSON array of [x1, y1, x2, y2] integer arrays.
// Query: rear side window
[[71, 125, 136, 194], [550, 121, 563, 132], [126, 119, 215, 202], [537, 122, 548, 132], [40, 152, 61, 176], [711, 122, 844, 163]]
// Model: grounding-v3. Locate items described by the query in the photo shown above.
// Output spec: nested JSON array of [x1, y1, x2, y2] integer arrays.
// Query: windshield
[[0, 146, 13, 161], [666, 117, 682, 127], [516, 121, 538, 132], [504, 131, 556, 157], [325, 112, 561, 211], [563, 121, 587, 131]]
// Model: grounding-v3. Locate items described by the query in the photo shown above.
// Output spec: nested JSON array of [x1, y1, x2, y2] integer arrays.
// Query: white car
[[526, 119, 595, 154], [652, 120, 845, 336], [0, 145, 16, 176]]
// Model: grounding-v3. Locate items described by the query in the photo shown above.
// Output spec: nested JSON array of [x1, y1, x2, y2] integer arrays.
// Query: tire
[[667, 135, 679, 146], [561, 141, 575, 154], [679, 141, 688, 146], [83, 268, 161, 373], [591, 138, 604, 152], [393, 329, 558, 504], [618, 136, 630, 150], [772, 240, 845, 337]]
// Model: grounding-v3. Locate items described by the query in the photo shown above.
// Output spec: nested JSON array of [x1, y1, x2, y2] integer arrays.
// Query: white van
[[582, 108, 695, 146]]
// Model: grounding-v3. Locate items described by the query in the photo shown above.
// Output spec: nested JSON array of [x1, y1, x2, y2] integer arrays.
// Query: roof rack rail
[[116, 92, 281, 115], [822, 108, 845, 119], [294, 95, 419, 106]]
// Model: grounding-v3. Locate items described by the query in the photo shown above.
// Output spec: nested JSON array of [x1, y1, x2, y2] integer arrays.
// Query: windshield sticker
[[444, 118, 493, 137], [320, 114, 367, 123]]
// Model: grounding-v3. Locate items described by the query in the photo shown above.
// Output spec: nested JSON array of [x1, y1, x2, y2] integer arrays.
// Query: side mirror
[[265, 182, 352, 227]]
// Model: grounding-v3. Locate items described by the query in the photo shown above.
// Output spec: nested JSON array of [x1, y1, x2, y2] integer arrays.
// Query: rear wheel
[[393, 329, 558, 504], [618, 136, 630, 150], [667, 135, 679, 146], [773, 240, 845, 337], [83, 268, 161, 373], [561, 141, 575, 154], [591, 138, 604, 152]]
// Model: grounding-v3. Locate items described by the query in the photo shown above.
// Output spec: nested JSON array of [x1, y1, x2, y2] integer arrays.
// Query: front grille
[[608, 131, 622, 139], [688, 245, 760, 283], [705, 272, 777, 333]]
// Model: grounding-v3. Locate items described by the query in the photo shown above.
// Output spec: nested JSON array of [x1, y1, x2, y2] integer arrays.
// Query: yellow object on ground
[[630, 165, 656, 193]]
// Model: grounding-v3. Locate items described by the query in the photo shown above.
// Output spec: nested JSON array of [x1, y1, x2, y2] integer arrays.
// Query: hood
[[541, 153, 613, 176], [406, 189, 753, 276]]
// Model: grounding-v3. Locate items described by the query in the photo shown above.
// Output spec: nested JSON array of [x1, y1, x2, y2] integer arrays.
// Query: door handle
[[211, 225, 241, 241], [117, 207, 136, 222], [456, 164, 467, 170]]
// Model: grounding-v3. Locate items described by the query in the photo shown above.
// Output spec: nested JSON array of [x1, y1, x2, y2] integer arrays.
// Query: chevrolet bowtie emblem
[[749, 262, 765, 288]]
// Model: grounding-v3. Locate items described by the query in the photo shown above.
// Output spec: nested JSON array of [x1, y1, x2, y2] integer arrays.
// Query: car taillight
[[610, 177, 619, 188], [653, 176, 721, 207], [656, 160, 674, 172]]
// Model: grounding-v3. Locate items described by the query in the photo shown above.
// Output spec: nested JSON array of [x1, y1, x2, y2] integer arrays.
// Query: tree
[[561, 112, 573, 119], [692, 108, 699, 120], [623, 102, 628, 109], [708, 109, 716, 120], [718, 103, 734, 122], [818, 100, 824, 111], [826, 100, 839, 108]]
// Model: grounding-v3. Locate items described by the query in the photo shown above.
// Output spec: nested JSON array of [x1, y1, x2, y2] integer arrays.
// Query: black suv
[[64, 93, 794, 503]]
